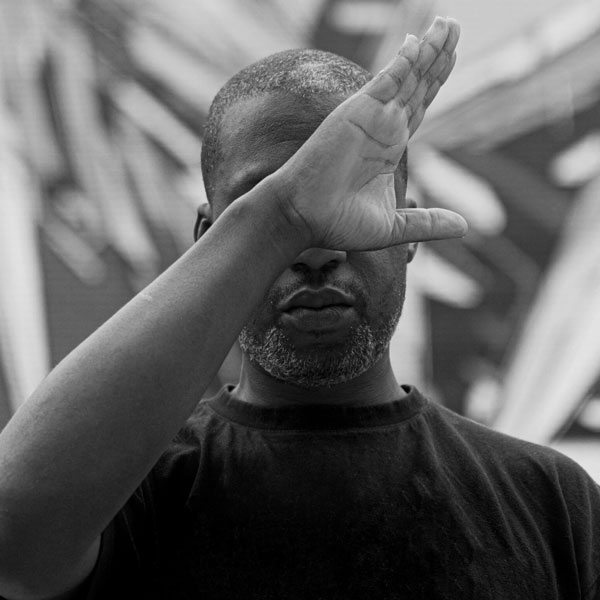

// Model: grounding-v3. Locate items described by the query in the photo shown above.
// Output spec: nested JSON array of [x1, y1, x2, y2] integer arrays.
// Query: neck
[[233, 351, 406, 408]]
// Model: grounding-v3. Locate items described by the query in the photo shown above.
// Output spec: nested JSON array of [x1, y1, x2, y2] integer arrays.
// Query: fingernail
[[456, 215, 469, 236], [447, 17, 460, 31]]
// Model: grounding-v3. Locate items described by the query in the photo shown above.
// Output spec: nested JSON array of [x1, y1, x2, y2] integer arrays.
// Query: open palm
[[277, 16, 466, 251]]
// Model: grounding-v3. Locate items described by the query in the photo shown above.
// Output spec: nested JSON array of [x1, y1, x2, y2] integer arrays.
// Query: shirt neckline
[[206, 385, 428, 431]]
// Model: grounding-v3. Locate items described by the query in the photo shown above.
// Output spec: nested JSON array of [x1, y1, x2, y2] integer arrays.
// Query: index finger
[[364, 34, 420, 104]]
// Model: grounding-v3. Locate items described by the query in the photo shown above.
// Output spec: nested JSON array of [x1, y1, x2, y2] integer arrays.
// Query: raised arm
[[0, 16, 464, 599]]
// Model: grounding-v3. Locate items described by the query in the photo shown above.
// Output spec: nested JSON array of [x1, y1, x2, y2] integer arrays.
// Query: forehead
[[212, 92, 344, 213]]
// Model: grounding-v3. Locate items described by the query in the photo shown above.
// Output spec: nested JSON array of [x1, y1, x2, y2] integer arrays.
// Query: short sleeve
[[77, 480, 159, 599], [554, 454, 600, 599], [77, 432, 203, 599]]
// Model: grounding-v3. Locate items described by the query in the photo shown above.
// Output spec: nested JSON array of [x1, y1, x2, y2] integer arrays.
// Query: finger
[[392, 18, 450, 108], [363, 17, 454, 106], [418, 50, 456, 114], [390, 208, 468, 245], [424, 19, 460, 93], [363, 34, 420, 103], [408, 51, 456, 136], [404, 19, 459, 115], [417, 18, 460, 90], [361, 16, 459, 131], [413, 16, 451, 82], [418, 17, 460, 80], [430, 49, 457, 92], [385, 34, 422, 103]]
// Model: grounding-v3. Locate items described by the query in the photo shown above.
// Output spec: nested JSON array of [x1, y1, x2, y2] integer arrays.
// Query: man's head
[[198, 49, 414, 390], [200, 48, 407, 211]]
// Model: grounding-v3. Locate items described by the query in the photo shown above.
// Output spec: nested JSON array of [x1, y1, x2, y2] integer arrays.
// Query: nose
[[293, 248, 347, 271]]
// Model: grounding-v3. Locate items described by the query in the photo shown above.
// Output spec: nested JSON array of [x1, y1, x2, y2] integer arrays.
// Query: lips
[[278, 287, 357, 335], [279, 288, 355, 312]]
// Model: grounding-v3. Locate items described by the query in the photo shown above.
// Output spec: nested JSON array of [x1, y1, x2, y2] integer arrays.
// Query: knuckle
[[424, 72, 435, 88]]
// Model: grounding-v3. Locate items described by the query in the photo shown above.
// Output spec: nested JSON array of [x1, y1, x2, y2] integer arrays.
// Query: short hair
[[200, 48, 407, 203]]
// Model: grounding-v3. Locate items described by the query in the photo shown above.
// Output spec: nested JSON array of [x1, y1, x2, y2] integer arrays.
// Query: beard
[[238, 282, 405, 388]]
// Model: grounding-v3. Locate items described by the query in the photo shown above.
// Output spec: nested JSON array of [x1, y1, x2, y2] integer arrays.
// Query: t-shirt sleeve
[[553, 453, 600, 600], [76, 432, 203, 599], [576, 478, 600, 600], [77, 481, 156, 599]]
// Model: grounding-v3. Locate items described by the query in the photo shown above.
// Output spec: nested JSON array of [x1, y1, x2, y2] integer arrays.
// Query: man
[[0, 16, 599, 600]]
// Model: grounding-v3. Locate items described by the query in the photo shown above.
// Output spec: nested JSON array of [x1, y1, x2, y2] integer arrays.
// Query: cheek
[[360, 247, 407, 288], [243, 293, 277, 331], [242, 272, 293, 331], [358, 248, 408, 312]]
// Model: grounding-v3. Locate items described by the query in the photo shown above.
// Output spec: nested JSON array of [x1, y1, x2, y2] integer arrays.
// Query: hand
[[275, 16, 467, 251]]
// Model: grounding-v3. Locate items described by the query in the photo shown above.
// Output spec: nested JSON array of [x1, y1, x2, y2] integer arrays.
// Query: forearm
[[0, 181, 305, 594]]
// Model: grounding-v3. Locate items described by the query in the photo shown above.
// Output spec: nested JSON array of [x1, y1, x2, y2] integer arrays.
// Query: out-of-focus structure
[[1, 0, 599, 477], [418, 0, 600, 478]]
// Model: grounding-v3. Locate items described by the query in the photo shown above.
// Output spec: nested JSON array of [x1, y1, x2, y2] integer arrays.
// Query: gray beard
[[238, 310, 402, 388]]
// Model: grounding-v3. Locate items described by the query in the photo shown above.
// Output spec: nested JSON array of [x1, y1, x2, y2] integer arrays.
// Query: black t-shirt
[[82, 386, 600, 599]]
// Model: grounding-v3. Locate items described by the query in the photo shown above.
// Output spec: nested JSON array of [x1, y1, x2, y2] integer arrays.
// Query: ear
[[193, 202, 213, 241], [405, 196, 418, 263]]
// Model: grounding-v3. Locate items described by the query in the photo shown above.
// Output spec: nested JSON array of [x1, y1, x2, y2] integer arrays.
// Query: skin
[[205, 92, 416, 407], [0, 17, 464, 600]]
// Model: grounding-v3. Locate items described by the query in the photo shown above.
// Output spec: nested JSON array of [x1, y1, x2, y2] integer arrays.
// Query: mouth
[[278, 288, 357, 333], [279, 287, 355, 312]]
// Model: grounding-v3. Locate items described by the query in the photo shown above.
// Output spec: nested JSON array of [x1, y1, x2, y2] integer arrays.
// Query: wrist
[[233, 174, 313, 259]]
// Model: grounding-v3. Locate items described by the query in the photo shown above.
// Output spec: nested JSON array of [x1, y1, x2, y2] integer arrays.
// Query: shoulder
[[424, 400, 599, 493]]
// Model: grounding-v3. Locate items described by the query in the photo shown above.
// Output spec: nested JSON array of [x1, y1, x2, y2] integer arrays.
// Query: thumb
[[390, 208, 468, 245]]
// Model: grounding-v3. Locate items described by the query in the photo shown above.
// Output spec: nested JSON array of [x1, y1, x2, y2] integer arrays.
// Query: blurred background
[[1, 0, 600, 476]]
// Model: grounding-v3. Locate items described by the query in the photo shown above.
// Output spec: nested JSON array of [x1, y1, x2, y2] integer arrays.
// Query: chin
[[240, 322, 390, 389]]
